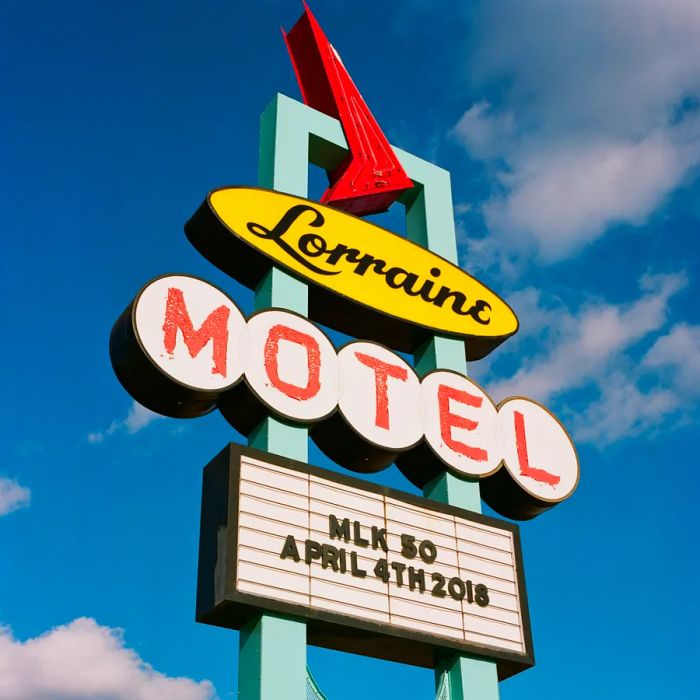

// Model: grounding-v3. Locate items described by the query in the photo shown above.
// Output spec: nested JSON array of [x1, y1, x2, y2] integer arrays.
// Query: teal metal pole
[[237, 94, 501, 700], [237, 96, 311, 700], [401, 160, 501, 700]]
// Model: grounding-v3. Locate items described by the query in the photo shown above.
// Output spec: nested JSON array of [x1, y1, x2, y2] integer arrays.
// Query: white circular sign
[[420, 371, 500, 478], [134, 275, 247, 392], [245, 310, 338, 422], [115, 274, 581, 518], [337, 341, 421, 450], [497, 398, 579, 503]]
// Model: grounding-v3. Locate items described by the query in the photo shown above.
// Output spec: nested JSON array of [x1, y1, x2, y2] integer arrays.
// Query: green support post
[[239, 93, 500, 700], [238, 95, 319, 700], [400, 153, 500, 700]]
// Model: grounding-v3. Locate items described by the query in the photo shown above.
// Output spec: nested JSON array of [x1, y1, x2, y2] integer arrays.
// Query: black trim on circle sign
[[109, 273, 247, 419], [110, 276, 578, 520], [480, 396, 580, 520]]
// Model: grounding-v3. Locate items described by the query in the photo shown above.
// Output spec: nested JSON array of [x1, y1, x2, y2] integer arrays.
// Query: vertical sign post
[[400, 153, 500, 699], [237, 94, 501, 700], [238, 95, 312, 700], [238, 93, 362, 700]]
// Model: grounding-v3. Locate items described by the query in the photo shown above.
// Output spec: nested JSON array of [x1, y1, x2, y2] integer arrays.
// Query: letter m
[[329, 514, 351, 542], [162, 287, 230, 377]]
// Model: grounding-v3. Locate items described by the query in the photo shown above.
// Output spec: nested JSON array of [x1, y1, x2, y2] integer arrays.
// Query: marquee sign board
[[186, 187, 518, 359], [197, 444, 534, 679]]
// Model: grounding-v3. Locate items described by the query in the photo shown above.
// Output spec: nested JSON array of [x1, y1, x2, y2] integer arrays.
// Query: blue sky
[[1, 1, 699, 698]]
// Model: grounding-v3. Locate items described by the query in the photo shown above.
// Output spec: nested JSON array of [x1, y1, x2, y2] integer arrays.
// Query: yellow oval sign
[[185, 187, 518, 359]]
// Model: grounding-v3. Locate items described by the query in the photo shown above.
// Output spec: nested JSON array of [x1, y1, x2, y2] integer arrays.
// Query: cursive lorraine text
[[247, 204, 491, 325]]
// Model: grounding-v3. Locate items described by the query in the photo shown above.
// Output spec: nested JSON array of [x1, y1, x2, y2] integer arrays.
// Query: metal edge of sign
[[184, 185, 519, 360], [195, 443, 535, 680], [110, 277, 577, 519]]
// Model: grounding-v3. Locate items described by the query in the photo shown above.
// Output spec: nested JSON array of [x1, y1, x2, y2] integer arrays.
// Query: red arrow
[[283, 3, 413, 217]]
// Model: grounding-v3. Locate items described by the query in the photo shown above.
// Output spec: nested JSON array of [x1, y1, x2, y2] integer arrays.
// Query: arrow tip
[[284, 4, 413, 216]]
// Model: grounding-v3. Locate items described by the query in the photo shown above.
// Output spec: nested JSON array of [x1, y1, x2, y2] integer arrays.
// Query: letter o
[[418, 540, 437, 565], [244, 310, 338, 422]]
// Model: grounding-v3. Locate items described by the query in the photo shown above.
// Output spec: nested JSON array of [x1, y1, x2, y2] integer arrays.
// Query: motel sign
[[109, 5, 579, 700]]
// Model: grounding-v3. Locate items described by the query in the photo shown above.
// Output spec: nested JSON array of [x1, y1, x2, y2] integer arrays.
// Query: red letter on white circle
[[162, 287, 230, 377], [245, 310, 338, 422], [420, 371, 499, 477], [264, 325, 321, 400], [497, 398, 579, 503], [337, 342, 421, 450], [437, 384, 488, 462], [354, 352, 408, 430], [134, 275, 247, 392]]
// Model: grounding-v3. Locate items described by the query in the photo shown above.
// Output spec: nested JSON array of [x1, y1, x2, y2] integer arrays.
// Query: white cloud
[[123, 402, 162, 433], [644, 322, 700, 390], [488, 272, 686, 403], [452, 101, 515, 160], [480, 272, 695, 446], [570, 372, 679, 445], [88, 401, 162, 444], [0, 477, 30, 516], [569, 322, 700, 444], [452, 0, 700, 261], [0, 618, 216, 700], [483, 132, 689, 261]]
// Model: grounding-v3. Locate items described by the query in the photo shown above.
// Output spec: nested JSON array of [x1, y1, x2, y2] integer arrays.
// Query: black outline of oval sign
[[185, 186, 520, 359]]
